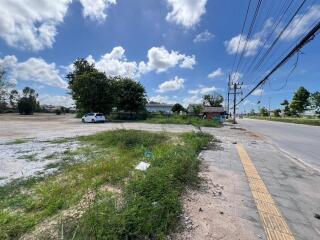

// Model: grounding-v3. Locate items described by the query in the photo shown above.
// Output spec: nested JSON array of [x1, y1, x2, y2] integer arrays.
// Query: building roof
[[202, 107, 225, 113], [146, 103, 174, 107]]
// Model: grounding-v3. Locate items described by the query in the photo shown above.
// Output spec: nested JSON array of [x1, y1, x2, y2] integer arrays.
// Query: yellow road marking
[[236, 144, 295, 240]]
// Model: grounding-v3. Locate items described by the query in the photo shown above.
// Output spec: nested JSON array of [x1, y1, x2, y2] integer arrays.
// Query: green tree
[[9, 89, 19, 108], [273, 109, 281, 117], [113, 77, 147, 114], [203, 94, 224, 107], [70, 71, 115, 114], [310, 91, 320, 117], [18, 87, 38, 115], [280, 99, 290, 116], [259, 107, 269, 117], [192, 105, 203, 115], [290, 87, 310, 115], [171, 103, 184, 114]]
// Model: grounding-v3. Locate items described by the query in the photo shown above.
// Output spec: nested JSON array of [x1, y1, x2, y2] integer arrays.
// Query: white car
[[82, 113, 106, 123]]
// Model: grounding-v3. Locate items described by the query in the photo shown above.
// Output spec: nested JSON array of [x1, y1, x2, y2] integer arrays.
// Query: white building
[[146, 103, 174, 113]]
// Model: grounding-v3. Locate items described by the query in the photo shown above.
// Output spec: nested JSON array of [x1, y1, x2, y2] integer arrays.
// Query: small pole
[[233, 82, 237, 124]]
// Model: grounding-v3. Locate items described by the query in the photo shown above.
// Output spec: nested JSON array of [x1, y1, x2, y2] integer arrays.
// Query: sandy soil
[[0, 113, 196, 142]]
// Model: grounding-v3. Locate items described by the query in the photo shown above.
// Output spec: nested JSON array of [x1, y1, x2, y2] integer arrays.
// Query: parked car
[[82, 113, 106, 123]]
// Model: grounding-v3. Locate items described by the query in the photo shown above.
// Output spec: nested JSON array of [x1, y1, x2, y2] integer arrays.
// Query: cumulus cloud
[[194, 30, 214, 43], [139, 46, 196, 73], [86, 46, 139, 79], [79, 0, 116, 22], [0, 0, 117, 51], [224, 34, 262, 57], [0, 0, 71, 51], [157, 76, 185, 93], [252, 89, 264, 96], [188, 86, 217, 95], [230, 72, 243, 83], [208, 68, 224, 79], [149, 95, 175, 104], [0, 55, 68, 88], [281, 4, 320, 41], [166, 0, 207, 28], [38, 94, 74, 107], [182, 94, 202, 106]]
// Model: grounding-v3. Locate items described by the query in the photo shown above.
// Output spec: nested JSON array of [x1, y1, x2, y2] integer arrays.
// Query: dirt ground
[[0, 113, 196, 141]]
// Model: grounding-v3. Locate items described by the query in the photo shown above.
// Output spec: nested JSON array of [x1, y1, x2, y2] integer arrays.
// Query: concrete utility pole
[[230, 82, 242, 124], [227, 75, 231, 116]]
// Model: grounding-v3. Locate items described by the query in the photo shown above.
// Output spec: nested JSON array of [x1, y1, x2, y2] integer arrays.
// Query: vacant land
[[246, 116, 320, 126], [144, 115, 221, 127], [0, 113, 198, 142], [0, 129, 212, 239]]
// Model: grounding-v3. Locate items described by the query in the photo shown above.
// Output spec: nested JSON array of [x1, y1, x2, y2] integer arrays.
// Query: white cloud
[[208, 68, 224, 79], [157, 76, 185, 93], [79, 0, 116, 22], [149, 95, 175, 104], [194, 30, 214, 43], [166, 0, 207, 28], [0, 0, 117, 51], [281, 4, 320, 41], [0, 55, 68, 88], [0, 0, 71, 51], [230, 72, 243, 83], [139, 46, 196, 73], [182, 94, 202, 106], [252, 89, 264, 96], [87, 46, 139, 79], [38, 94, 74, 107], [188, 86, 217, 95], [224, 34, 262, 57]]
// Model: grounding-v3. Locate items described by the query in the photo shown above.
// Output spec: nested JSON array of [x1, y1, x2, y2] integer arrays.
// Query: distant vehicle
[[82, 113, 106, 123]]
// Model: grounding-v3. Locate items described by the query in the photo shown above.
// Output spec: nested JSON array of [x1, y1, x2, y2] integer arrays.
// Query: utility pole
[[227, 75, 231, 117], [230, 82, 242, 124]]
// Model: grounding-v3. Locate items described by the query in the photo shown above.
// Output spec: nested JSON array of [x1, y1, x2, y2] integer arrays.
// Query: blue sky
[[0, 0, 319, 111]]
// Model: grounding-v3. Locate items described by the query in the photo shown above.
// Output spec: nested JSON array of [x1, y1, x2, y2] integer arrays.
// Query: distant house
[[146, 103, 174, 113], [202, 106, 226, 120], [187, 104, 203, 114]]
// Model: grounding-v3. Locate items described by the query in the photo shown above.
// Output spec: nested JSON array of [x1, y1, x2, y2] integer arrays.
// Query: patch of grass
[[0, 130, 211, 239], [246, 116, 320, 126], [143, 115, 221, 127], [0, 130, 210, 239], [18, 153, 38, 162], [6, 139, 28, 145], [64, 131, 211, 239], [48, 137, 72, 144]]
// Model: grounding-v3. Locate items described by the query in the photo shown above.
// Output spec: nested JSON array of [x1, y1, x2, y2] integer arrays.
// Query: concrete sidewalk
[[176, 125, 320, 240]]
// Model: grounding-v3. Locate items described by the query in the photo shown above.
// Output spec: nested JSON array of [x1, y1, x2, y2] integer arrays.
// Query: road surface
[[238, 118, 320, 172]]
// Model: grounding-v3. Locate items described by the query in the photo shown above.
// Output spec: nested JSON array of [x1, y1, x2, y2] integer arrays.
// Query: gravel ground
[[0, 113, 197, 142], [0, 113, 198, 185]]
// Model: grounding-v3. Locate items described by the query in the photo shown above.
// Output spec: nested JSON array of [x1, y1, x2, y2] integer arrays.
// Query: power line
[[230, 0, 252, 76], [234, 0, 263, 80], [241, 0, 294, 81], [237, 20, 320, 106], [252, 0, 307, 73]]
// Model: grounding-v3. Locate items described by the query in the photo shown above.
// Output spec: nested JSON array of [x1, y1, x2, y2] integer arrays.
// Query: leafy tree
[[0, 70, 9, 111], [18, 87, 38, 115], [273, 109, 281, 117], [249, 109, 256, 116], [280, 99, 290, 116], [290, 87, 310, 115], [70, 71, 115, 114], [192, 105, 203, 115], [203, 94, 224, 107], [9, 89, 19, 108], [310, 91, 320, 117], [113, 77, 147, 114], [259, 107, 269, 117], [171, 103, 184, 114]]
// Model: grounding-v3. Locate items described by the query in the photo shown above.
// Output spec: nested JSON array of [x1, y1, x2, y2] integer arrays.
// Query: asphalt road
[[238, 118, 320, 172]]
